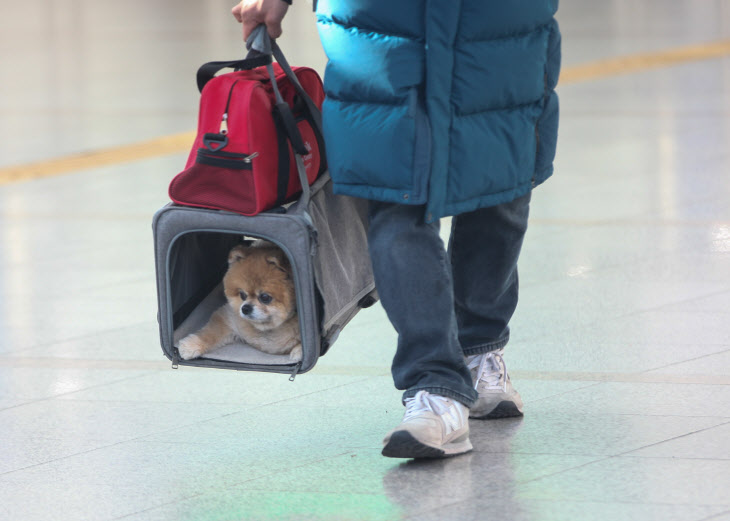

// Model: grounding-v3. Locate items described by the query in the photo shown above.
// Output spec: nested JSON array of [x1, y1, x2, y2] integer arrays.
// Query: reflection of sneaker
[[382, 391, 472, 459], [467, 349, 524, 419]]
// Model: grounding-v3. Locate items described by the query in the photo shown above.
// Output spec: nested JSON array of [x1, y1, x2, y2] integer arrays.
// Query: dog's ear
[[228, 245, 248, 265], [266, 254, 292, 278]]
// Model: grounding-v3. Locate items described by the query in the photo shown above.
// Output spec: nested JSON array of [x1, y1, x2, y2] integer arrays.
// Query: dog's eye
[[239, 291, 247, 301], [258, 293, 273, 305]]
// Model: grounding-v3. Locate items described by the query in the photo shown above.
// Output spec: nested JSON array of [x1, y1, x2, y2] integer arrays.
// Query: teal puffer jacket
[[316, 0, 561, 222]]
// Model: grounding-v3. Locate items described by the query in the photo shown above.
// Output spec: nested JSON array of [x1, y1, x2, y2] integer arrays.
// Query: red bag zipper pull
[[220, 80, 240, 135]]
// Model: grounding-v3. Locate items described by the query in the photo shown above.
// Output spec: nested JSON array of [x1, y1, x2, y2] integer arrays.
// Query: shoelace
[[466, 351, 507, 392], [403, 391, 450, 421]]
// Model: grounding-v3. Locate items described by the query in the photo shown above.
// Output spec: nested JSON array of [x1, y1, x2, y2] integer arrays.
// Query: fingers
[[235, 0, 288, 41], [264, 14, 283, 39], [231, 3, 243, 22], [242, 18, 260, 42]]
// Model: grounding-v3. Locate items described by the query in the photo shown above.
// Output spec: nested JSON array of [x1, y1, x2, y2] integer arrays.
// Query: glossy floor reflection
[[1, 1, 729, 520]]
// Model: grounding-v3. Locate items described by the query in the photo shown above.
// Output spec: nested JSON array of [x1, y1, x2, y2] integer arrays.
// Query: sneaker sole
[[382, 431, 472, 459], [470, 401, 524, 420]]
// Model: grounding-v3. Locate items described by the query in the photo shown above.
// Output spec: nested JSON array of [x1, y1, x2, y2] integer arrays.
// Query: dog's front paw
[[289, 344, 302, 362], [177, 334, 205, 360]]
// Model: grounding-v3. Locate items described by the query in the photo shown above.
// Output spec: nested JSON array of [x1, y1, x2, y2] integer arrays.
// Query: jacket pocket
[[322, 91, 430, 204]]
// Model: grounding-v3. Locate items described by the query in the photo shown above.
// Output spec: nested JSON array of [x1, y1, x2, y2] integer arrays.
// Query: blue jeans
[[367, 192, 531, 407]]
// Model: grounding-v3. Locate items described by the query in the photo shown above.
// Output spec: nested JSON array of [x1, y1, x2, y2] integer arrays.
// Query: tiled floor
[[1, 1, 729, 520]]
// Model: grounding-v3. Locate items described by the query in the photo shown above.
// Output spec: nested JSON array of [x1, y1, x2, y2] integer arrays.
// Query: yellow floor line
[[0, 131, 196, 185], [1, 39, 729, 186], [560, 38, 730, 84]]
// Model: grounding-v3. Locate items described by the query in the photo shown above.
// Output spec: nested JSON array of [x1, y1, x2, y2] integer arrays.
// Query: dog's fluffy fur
[[177, 241, 302, 361]]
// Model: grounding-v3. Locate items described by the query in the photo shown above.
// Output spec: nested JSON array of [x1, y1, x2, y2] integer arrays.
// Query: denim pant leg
[[368, 201, 478, 407], [448, 192, 532, 356]]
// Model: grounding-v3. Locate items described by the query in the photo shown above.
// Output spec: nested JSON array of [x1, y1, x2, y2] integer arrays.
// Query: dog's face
[[223, 244, 296, 331]]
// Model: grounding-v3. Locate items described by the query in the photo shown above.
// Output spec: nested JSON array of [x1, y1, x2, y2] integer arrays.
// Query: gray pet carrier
[[152, 31, 376, 378], [153, 174, 376, 378]]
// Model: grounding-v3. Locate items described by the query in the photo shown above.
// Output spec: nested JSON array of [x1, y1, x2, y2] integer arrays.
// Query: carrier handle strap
[[247, 25, 314, 209], [196, 54, 272, 93], [246, 26, 324, 138], [271, 44, 324, 139]]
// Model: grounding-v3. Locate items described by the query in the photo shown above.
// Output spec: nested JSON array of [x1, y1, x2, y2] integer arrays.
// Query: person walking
[[232, 0, 561, 459]]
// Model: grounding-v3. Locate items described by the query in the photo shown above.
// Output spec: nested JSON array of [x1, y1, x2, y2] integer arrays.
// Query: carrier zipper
[[220, 80, 241, 135], [289, 361, 302, 381]]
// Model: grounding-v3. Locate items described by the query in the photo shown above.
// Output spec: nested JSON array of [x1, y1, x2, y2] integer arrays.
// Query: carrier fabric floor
[[1, 1, 729, 520]]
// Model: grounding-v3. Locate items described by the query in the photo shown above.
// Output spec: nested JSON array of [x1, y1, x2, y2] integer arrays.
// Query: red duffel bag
[[169, 37, 326, 216]]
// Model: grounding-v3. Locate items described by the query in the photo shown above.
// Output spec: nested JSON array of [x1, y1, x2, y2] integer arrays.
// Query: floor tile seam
[[516, 306, 730, 349], [642, 284, 730, 308], [401, 502, 467, 521], [642, 346, 730, 374], [110, 484, 396, 521], [513, 371, 730, 385], [511, 340, 729, 348], [0, 435, 147, 479], [0, 371, 155, 413], [0, 357, 170, 371], [519, 271, 730, 297], [252, 374, 389, 408], [103, 490, 212, 521], [504, 454, 616, 485], [587, 284, 730, 321], [0, 318, 159, 357], [0, 402, 32, 413], [611, 418, 730, 459], [309, 369, 391, 377], [511, 288, 730, 345], [490, 218, 727, 291], [125, 376, 383, 444], [470, 422, 730, 458], [527, 209, 730, 227], [526, 411, 730, 420], [610, 414, 730, 421], [400, 455, 619, 518], [106, 495, 241, 521], [522, 380, 606, 405], [168, 450, 363, 501], [417, 496, 730, 513], [618, 455, 730, 462], [127, 438, 378, 449], [0, 404, 279, 479], [51, 397, 256, 406], [528, 192, 730, 230], [698, 508, 730, 521]]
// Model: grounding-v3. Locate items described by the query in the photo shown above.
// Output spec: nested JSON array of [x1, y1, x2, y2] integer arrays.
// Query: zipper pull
[[289, 361, 302, 381], [243, 152, 259, 163], [220, 113, 229, 135]]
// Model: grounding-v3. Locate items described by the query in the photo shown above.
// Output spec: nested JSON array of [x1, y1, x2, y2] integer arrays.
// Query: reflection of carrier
[[152, 29, 376, 378]]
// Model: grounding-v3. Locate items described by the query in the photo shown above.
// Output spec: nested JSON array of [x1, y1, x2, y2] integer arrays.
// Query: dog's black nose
[[241, 304, 254, 316]]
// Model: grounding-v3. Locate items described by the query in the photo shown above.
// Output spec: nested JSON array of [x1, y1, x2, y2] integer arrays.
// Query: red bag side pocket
[[169, 147, 259, 215]]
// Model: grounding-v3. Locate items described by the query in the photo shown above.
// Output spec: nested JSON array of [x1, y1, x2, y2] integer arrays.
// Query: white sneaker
[[382, 391, 473, 459], [467, 349, 524, 419]]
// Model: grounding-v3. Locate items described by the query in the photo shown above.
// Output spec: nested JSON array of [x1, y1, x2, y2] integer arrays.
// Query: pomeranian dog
[[177, 241, 302, 361]]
